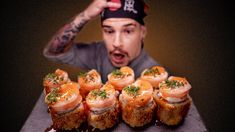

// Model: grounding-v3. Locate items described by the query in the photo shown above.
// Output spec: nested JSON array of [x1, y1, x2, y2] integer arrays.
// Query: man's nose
[[113, 33, 122, 48]]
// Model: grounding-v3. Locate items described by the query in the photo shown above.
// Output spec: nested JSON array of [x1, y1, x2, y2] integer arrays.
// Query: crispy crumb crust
[[121, 99, 156, 127], [50, 103, 86, 130], [87, 101, 120, 130], [153, 90, 192, 126]]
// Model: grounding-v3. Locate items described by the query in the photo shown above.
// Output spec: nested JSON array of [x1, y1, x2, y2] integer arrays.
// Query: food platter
[[20, 93, 207, 132], [21, 67, 207, 132]]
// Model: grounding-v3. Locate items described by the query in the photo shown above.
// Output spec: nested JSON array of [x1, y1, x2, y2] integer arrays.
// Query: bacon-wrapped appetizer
[[78, 69, 102, 98], [140, 66, 168, 89], [119, 79, 156, 127], [108, 66, 135, 91], [154, 76, 192, 125], [43, 69, 70, 95], [45, 82, 86, 130], [85, 83, 120, 130]]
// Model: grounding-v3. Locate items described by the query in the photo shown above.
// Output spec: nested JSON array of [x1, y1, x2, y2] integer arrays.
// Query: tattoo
[[48, 12, 88, 53]]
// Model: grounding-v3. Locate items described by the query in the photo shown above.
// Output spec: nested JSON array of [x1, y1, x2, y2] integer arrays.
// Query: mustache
[[110, 47, 128, 56]]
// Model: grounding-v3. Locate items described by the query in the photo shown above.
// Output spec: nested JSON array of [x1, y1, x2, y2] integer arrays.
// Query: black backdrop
[[1, 0, 234, 131]]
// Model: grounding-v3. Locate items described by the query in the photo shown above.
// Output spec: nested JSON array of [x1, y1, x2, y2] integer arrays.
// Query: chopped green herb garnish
[[45, 89, 59, 104], [112, 69, 123, 76], [99, 91, 107, 99], [124, 85, 140, 97], [160, 80, 184, 88], [91, 89, 107, 99], [44, 72, 67, 85], [44, 73, 57, 80], [77, 71, 87, 77], [143, 68, 160, 76]]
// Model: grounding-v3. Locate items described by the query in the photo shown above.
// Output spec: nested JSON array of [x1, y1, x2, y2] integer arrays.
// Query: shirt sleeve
[[43, 42, 100, 70]]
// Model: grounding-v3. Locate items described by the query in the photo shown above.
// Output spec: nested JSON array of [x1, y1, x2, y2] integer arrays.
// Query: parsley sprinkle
[[44, 73, 57, 80], [77, 71, 87, 77], [124, 85, 140, 97], [112, 69, 123, 76], [160, 80, 184, 89], [91, 89, 107, 99], [143, 67, 160, 76], [45, 89, 59, 104]]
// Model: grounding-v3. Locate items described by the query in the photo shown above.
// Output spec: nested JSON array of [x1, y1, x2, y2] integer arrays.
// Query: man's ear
[[141, 26, 147, 39]]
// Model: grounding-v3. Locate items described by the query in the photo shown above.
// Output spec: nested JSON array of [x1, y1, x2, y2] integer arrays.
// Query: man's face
[[102, 18, 146, 67]]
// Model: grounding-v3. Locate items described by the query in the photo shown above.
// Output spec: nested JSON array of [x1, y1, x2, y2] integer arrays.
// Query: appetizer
[[43, 69, 70, 94], [78, 69, 102, 98], [140, 66, 168, 89], [86, 83, 120, 130], [119, 79, 156, 127], [45, 82, 86, 130], [154, 76, 192, 125], [108, 66, 135, 91]]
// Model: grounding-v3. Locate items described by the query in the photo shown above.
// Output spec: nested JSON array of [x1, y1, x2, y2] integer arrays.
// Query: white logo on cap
[[124, 0, 138, 14]]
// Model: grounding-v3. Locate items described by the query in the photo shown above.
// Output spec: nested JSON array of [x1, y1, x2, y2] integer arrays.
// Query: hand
[[83, 0, 121, 20]]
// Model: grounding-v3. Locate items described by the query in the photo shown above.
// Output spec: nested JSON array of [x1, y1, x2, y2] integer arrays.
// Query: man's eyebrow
[[102, 23, 137, 28], [101, 25, 112, 28], [123, 23, 137, 27]]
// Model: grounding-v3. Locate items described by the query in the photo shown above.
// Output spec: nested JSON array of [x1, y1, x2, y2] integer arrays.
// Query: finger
[[107, 2, 121, 11], [106, 2, 121, 11]]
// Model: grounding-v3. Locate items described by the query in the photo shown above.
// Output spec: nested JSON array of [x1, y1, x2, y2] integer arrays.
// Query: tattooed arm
[[45, 0, 121, 54], [47, 12, 89, 54]]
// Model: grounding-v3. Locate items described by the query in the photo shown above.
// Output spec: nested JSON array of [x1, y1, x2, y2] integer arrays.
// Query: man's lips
[[110, 51, 128, 64]]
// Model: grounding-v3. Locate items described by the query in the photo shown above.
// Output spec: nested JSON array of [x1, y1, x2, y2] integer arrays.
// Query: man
[[43, 0, 159, 82]]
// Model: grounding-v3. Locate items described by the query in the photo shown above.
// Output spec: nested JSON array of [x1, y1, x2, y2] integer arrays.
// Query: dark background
[[1, 0, 234, 131]]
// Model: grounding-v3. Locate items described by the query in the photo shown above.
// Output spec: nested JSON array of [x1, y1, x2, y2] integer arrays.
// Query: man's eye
[[104, 29, 114, 34], [124, 29, 134, 34]]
